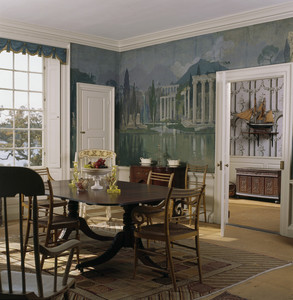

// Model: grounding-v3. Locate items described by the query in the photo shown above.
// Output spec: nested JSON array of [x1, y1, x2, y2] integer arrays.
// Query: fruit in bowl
[[84, 158, 108, 169]]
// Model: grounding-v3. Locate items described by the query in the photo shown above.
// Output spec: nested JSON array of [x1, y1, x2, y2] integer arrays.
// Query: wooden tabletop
[[51, 180, 170, 207]]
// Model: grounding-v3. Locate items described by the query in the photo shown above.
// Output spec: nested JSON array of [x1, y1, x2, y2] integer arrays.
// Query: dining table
[[50, 180, 170, 272]]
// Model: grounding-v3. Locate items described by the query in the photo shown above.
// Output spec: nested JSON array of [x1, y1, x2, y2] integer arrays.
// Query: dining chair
[[131, 171, 174, 247], [132, 185, 205, 292], [78, 149, 116, 219], [23, 168, 80, 268], [185, 164, 208, 222], [0, 166, 80, 299], [22, 167, 67, 218]]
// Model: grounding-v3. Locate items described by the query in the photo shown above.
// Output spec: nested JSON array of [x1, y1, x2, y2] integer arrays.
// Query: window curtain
[[0, 38, 66, 64]]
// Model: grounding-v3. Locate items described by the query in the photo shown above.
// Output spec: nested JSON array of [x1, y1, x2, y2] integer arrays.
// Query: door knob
[[80, 131, 85, 134]]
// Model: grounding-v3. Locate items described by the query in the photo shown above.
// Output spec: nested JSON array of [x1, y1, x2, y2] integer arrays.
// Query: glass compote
[[82, 168, 111, 190]]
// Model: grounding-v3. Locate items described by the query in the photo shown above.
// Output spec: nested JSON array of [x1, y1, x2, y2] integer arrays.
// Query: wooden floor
[[228, 198, 280, 233]]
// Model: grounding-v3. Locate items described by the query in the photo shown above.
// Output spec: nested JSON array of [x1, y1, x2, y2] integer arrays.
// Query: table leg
[[61, 200, 113, 241]]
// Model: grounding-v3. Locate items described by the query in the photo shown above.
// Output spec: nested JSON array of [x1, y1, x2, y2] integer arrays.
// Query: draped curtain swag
[[0, 38, 67, 64]]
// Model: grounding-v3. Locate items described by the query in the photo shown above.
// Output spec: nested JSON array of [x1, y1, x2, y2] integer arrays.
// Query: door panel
[[77, 83, 114, 152]]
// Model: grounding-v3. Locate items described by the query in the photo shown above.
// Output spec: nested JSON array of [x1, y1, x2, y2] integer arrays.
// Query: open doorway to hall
[[227, 76, 283, 234]]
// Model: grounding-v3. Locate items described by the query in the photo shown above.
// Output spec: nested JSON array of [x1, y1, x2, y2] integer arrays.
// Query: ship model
[[236, 98, 274, 130]]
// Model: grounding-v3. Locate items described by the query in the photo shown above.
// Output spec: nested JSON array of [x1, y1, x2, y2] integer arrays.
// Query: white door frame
[[76, 83, 115, 153], [215, 63, 293, 238]]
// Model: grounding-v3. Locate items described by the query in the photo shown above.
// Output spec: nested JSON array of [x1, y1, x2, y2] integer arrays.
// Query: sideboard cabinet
[[236, 168, 281, 201], [130, 165, 185, 188]]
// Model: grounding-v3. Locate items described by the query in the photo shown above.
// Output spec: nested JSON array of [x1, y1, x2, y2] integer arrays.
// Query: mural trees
[[257, 45, 279, 65], [148, 80, 156, 124]]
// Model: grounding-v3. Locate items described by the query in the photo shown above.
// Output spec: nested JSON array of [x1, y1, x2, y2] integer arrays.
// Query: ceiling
[[1, 0, 293, 51]]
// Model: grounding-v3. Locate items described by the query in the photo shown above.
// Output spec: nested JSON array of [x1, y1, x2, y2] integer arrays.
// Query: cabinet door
[[130, 166, 152, 184], [251, 176, 265, 195], [264, 177, 279, 197], [237, 175, 251, 194]]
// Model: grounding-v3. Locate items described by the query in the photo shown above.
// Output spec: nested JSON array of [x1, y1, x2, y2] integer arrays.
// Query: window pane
[[14, 53, 28, 71], [15, 149, 28, 166], [15, 72, 28, 90], [0, 51, 44, 167], [29, 73, 42, 91], [0, 129, 13, 148], [30, 111, 43, 128], [15, 130, 28, 147], [0, 70, 13, 89], [0, 51, 13, 69], [15, 110, 28, 128], [29, 55, 42, 72], [0, 150, 14, 166], [30, 130, 42, 147], [0, 90, 13, 108], [30, 148, 42, 166], [30, 92, 43, 110], [15, 91, 28, 109], [0, 110, 13, 128]]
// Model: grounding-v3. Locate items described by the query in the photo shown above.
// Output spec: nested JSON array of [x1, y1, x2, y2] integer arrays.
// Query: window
[[0, 51, 44, 166]]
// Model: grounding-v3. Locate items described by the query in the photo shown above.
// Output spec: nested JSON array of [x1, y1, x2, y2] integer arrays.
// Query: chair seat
[[135, 222, 197, 241], [38, 215, 79, 229], [23, 198, 67, 208], [0, 270, 75, 299]]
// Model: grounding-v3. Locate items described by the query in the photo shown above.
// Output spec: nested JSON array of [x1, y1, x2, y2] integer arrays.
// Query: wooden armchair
[[131, 171, 174, 221], [0, 166, 80, 299], [132, 186, 205, 291], [23, 168, 80, 268]]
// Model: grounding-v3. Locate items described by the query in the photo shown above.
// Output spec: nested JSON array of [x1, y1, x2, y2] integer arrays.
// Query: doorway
[[215, 63, 293, 238]]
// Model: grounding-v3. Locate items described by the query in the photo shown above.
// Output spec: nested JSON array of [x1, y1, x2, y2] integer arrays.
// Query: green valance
[[0, 38, 67, 64]]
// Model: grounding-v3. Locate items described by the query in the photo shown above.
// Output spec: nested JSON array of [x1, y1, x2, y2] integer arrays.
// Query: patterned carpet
[[65, 224, 288, 300], [0, 218, 289, 300]]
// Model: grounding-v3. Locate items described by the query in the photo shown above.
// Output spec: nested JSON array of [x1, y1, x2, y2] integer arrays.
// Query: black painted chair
[[0, 166, 80, 299]]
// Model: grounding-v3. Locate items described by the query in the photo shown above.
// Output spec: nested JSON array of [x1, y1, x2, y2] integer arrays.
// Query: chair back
[[147, 171, 174, 188], [185, 164, 208, 189], [0, 166, 79, 299], [165, 186, 205, 230], [0, 166, 45, 297]]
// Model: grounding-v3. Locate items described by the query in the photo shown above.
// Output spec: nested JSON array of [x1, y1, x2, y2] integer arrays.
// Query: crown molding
[[0, 2, 293, 53], [118, 2, 293, 51], [0, 18, 119, 51]]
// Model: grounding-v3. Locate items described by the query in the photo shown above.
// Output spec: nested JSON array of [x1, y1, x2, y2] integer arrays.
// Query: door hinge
[[280, 161, 284, 170]]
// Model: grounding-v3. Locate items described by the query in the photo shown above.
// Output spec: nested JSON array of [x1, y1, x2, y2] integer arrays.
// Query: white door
[[77, 83, 115, 152], [215, 63, 293, 238]]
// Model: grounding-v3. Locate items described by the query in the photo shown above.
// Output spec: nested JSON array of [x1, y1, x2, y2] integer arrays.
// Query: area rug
[[0, 224, 289, 300], [66, 229, 289, 300]]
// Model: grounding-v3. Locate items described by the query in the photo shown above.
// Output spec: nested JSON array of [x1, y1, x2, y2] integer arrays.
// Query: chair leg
[[23, 218, 31, 256], [133, 238, 138, 279], [195, 235, 202, 283], [75, 228, 80, 264], [202, 193, 207, 223], [166, 240, 177, 292]]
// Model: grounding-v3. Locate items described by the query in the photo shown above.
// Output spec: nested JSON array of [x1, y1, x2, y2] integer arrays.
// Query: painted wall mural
[[70, 18, 293, 171]]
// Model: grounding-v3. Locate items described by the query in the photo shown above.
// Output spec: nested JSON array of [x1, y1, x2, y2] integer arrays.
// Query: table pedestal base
[[75, 204, 163, 272]]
